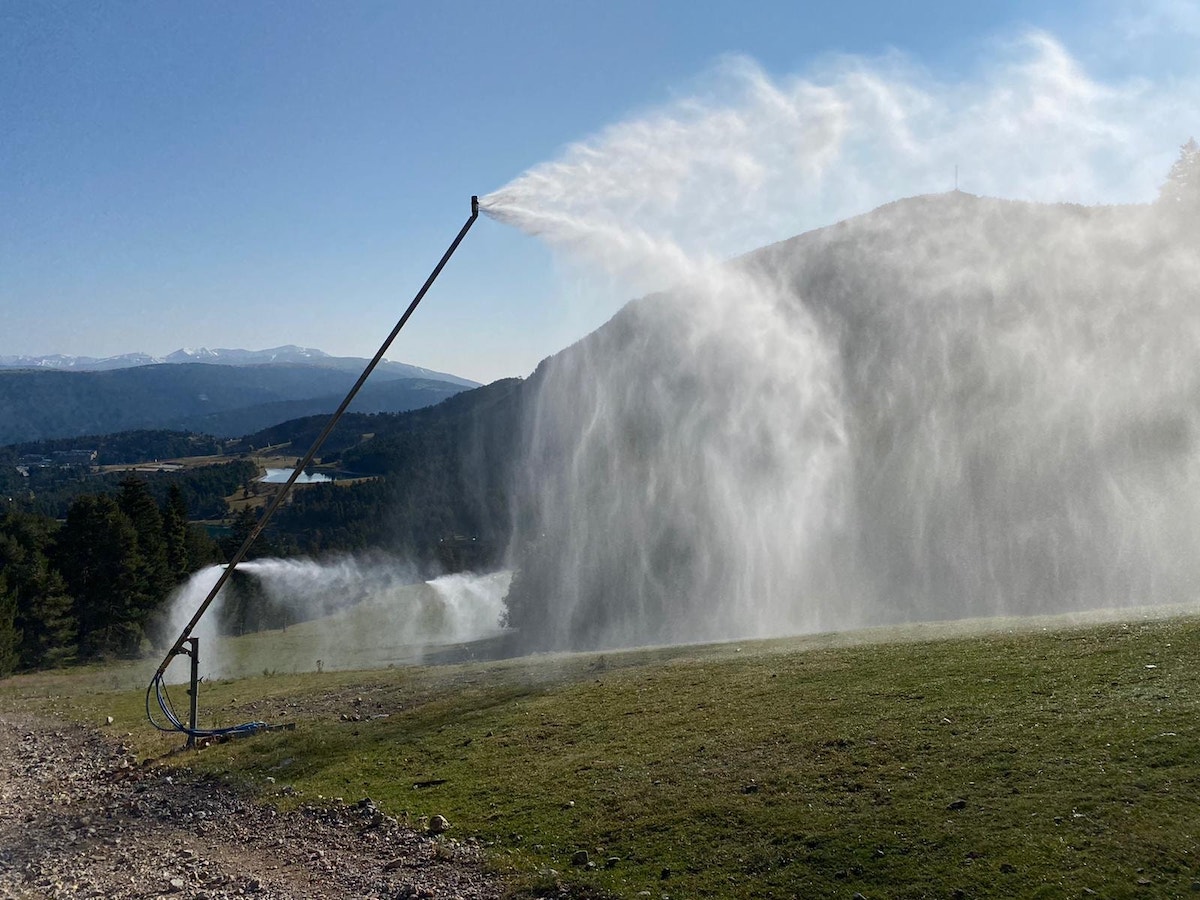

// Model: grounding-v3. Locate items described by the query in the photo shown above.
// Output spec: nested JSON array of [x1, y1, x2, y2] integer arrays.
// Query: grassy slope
[[2, 615, 1198, 898]]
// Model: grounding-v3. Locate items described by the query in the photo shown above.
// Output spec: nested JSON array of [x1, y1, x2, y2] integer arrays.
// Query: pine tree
[[0, 573, 21, 677], [161, 483, 192, 583], [1159, 137, 1200, 209], [184, 523, 223, 572], [160, 483, 223, 576], [117, 476, 174, 604], [21, 562, 76, 668], [220, 506, 277, 561], [0, 511, 76, 669], [58, 494, 147, 658]]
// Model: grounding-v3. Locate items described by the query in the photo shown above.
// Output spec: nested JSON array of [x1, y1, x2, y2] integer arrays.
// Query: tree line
[[0, 379, 526, 676], [0, 429, 224, 467], [1, 458, 258, 521], [1159, 137, 1199, 210], [4, 142, 1194, 677], [0, 477, 221, 673]]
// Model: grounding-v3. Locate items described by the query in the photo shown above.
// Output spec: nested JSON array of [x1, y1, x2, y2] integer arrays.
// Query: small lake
[[259, 468, 334, 484]]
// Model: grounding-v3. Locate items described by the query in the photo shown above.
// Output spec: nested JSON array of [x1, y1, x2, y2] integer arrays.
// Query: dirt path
[[0, 715, 503, 899]]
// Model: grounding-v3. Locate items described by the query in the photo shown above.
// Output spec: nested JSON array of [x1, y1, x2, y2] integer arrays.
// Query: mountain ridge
[[0, 362, 472, 444], [0, 344, 477, 387]]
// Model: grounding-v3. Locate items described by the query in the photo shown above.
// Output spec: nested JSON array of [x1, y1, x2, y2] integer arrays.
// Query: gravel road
[[0, 715, 503, 899]]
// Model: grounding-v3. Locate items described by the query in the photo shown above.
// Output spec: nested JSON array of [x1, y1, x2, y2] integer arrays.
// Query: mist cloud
[[484, 26, 1200, 651], [483, 32, 1197, 291]]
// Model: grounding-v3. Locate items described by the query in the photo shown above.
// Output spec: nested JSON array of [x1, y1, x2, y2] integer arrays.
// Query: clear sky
[[2, 0, 1197, 384]]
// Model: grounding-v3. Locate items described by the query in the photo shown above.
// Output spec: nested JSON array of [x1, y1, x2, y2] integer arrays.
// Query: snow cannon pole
[[147, 196, 480, 727]]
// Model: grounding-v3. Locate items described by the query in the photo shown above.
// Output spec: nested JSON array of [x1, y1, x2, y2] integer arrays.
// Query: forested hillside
[[0, 430, 223, 465], [0, 479, 221, 672], [0, 377, 528, 675], [0, 459, 257, 520], [5, 171, 1197, 674], [0, 363, 470, 443], [268, 378, 525, 560]]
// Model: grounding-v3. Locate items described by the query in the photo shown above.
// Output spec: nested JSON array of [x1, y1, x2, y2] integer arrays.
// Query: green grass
[[3, 614, 1199, 898]]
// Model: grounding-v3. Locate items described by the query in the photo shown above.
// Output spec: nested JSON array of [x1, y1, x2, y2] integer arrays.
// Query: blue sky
[[2, 0, 1197, 383]]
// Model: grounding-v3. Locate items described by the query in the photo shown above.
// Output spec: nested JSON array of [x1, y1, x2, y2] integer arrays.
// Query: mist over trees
[[0, 478, 220, 673], [3, 142, 1199, 673], [1159, 137, 1199, 209], [268, 378, 524, 562], [0, 380, 524, 675]]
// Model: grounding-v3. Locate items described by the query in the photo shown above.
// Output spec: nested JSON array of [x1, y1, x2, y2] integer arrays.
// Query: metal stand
[[184, 637, 199, 748]]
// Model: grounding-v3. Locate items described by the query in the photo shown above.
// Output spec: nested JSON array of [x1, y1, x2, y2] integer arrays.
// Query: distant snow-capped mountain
[[0, 345, 477, 386], [0, 352, 161, 371], [162, 345, 330, 365]]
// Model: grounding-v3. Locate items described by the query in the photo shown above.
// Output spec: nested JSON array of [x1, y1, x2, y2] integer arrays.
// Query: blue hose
[[145, 671, 267, 739]]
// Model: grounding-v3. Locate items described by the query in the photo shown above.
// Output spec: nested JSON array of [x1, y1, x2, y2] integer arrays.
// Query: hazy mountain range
[[0, 344, 477, 387], [0, 347, 478, 444]]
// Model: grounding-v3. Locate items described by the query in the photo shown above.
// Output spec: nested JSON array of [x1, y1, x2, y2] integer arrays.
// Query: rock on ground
[[0, 714, 502, 899]]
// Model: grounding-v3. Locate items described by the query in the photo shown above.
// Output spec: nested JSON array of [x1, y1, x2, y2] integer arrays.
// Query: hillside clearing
[[2, 612, 1198, 898]]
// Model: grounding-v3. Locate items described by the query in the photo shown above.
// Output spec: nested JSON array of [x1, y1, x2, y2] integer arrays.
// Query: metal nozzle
[[471, 195, 479, 217]]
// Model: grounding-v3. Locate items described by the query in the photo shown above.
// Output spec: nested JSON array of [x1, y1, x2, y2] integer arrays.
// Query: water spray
[[147, 195, 481, 743]]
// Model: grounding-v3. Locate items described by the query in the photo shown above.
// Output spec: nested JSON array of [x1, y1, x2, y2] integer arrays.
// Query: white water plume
[[161, 559, 510, 679], [159, 565, 226, 684], [481, 34, 1196, 285], [484, 33, 1200, 650]]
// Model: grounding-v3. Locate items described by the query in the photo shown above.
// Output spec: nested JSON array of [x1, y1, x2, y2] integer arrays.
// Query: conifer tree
[[220, 506, 277, 560], [0, 573, 21, 677], [161, 483, 192, 583], [0, 511, 77, 668], [58, 494, 147, 658], [184, 523, 223, 572], [1159, 137, 1200, 209], [19, 562, 76, 668], [117, 476, 174, 604]]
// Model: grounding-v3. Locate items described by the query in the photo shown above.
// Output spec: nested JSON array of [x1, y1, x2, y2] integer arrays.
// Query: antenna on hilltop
[[954, 165, 959, 192]]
